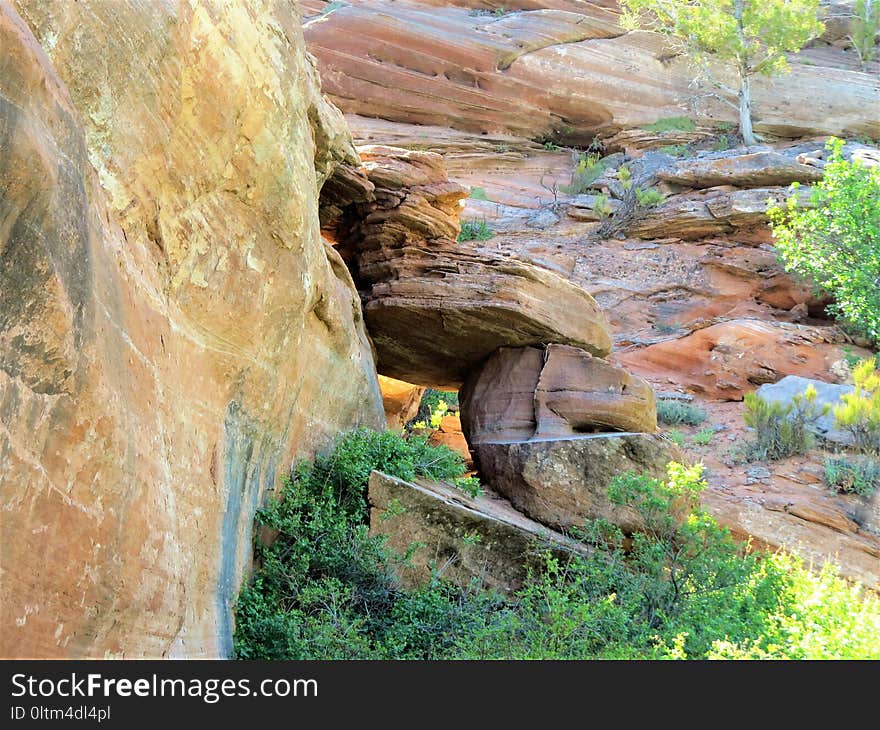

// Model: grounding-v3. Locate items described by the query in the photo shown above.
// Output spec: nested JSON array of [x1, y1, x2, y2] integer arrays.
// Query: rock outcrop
[[326, 145, 613, 388], [305, 1, 880, 146], [368, 470, 589, 592], [1, 0, 383, 659]]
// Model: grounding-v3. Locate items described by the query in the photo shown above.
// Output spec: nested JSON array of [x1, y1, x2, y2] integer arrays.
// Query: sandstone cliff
[[0, 0, 383, 658]]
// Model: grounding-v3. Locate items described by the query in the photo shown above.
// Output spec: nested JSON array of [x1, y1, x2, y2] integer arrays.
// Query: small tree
[[850, 0, 880, 69], [620, 0, 824, 146], [768, 137, 880, 344]]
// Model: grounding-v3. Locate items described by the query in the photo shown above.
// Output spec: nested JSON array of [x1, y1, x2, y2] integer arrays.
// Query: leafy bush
[[592, 193, 614, 220], [235, 434, 880, 660], [469, 186, 489, 200], [742, 386, 828, 460], [666, 428, 686, 447], [617, 164, 633, 191], [560, 153, 607, 194], [635, 186, 665, 207], [656, 399, 707, 426], [458, 220, 494, 242], [641, 116, 696, 133], [833, 357, 880, 453], [825, 455, 880, 497], [769, 137, 880, 344], [411, 389, 458, 429]]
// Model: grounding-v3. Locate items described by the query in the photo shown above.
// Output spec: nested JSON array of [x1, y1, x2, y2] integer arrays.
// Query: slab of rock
[[305, 2, 879, 146], [368, 471, 589, 593], [657, 150, 823, 188], [474, 434, 684, 534], [756, 375, 854, 446], [628, 186, 812, 241], [460, 345, 657, 445]]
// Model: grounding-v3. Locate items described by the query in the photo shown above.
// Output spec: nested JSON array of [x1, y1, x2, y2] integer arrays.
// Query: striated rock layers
[[323, 145, 612, 388], [1, 0, 384, 659], [304, 1, 880, 146]]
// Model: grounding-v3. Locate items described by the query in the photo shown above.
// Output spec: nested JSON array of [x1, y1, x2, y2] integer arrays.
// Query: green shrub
[[825, 455, 880, 497], [458, 220, 494, 242], [617, 164, 633, 191], [235, 437, 880, 660], [742, 386, 828, 460], [769, 137, 880, 344], [560, 153, 607, 194], [411, 389, 458, 429], [656, 399, 707, 426], [691, 427, 714, 446], [592, 193, 614, 219], [641, 116, 697, 133], [635, 186, 665, 207], [666, 428, 686, 447], [833, 357, 880, 453], [660, 143, 690, 157], [469, 186, 489, 200]]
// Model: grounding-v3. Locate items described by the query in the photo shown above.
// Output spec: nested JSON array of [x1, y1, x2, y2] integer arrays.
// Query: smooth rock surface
[[1, 0, 383, 659]]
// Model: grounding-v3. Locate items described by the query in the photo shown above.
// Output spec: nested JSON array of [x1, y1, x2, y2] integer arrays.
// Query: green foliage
[[236, 439, 880, 660], [542, 140, 561, 151], [742, 385, 828, 460], [458, 219, 494, 242], [657, 399, 708, 426], [592, 193, 614, 220], [842, 345, 863, 369], [642, 116, 697, 133], [635, 186, 665, 207], [411, 389, 459, 431], [769, 138, 880, 343], [469, 186, 489, 200], [660, 143, 690, 156], [833, 357, 880, 453], [560, 153, 606, 194], [617, 164, 633, 191], [453, 475, 484, 499], [825, 455, 880, 497], [850, 0, 880, 67], [317, 1, 347, 17], [691, 427, 715, 446], [710, 135, 734, 151], [666, 428, 686, 447]]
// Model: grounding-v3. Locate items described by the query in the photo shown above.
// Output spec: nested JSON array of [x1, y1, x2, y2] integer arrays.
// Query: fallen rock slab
[[368, 470, 589, 593]]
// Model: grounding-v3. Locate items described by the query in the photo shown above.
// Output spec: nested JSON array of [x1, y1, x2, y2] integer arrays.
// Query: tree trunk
[[738, 72, 757, 146]]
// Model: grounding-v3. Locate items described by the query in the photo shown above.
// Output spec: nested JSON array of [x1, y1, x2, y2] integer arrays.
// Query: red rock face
[[304, 1, 879, 145], [1, 1, 383, 658]]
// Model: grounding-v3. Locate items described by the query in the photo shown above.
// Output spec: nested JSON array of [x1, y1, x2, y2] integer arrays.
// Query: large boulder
[[328, 146, 612, 388], [368, 471, 589, 593], [460, 345, 657, 445], [474, 434, 683, 534], [1, 0, 384, 659]]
